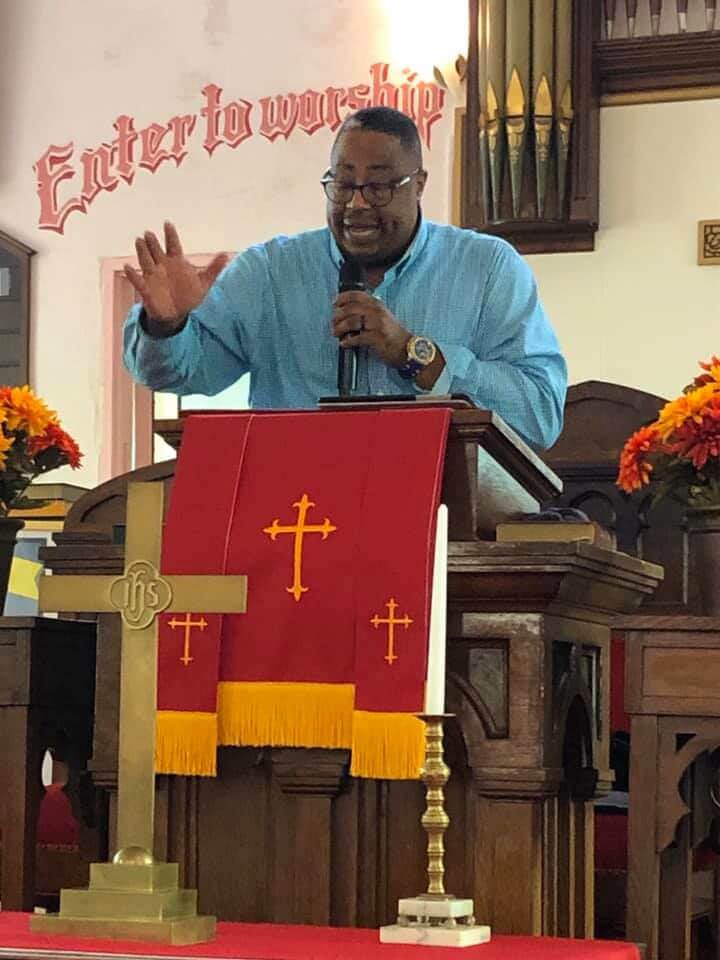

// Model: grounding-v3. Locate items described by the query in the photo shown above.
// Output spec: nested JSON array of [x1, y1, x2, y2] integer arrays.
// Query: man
[[123, 106, 566, 449]]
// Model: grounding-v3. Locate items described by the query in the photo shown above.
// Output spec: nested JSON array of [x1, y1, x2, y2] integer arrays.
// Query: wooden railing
[[597, 0, 720, 102], [603, 0, 718, 39]]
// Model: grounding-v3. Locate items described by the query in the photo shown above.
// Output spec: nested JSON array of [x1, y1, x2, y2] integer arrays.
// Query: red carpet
[[0, 913, 639, 960]]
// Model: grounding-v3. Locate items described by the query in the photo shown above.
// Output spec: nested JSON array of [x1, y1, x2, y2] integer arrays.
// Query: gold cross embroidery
[[370, 598, 413, 665], [263, 493, 336, 601], [168, 614, 209, 666]]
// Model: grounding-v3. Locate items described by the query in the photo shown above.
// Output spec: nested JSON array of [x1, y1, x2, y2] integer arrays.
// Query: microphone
[[337, 259, 366, 397]]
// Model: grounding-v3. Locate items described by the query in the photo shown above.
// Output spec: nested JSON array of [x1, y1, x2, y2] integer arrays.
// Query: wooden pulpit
[[37, 407, 662, 937]]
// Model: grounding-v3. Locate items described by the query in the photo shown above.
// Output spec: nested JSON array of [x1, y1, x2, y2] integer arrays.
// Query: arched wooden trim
[[657, 733, 720, 852]]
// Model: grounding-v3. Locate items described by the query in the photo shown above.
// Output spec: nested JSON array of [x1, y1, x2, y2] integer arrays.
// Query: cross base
[[30, 858, 216, 945], [29, 914, 216, 946], [379, 895, 492, 949]]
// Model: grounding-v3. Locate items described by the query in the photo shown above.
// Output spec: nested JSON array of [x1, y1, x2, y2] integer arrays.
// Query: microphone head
[[339, 259, 367, 292]]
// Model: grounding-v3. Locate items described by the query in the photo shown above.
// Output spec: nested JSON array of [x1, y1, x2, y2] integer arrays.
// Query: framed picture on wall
[[698, 220, 720, 266], [0, 263, 20, 301], [0, 230, 34, 386]]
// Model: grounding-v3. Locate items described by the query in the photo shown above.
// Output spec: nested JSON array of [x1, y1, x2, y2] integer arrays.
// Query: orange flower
[[617, 424, 659, 493], [656, 382, 720, 441], [667, 394, 720, 469], [26, 422, 82, 469], [0, 386, 80, 514], [0, 429, 13, 471], [0, 384, 56, 437], [619, 356, 720, 507], [692, 355, 720, 388]]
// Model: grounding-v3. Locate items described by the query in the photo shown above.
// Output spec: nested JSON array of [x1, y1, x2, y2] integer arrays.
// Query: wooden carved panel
[[597, 0, 720, 104], [542, 381, 689, 613]]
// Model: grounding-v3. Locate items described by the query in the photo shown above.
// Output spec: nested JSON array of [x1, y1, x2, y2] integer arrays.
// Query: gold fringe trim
[[217, 682, 354, 749], [155, 710, 218, 777], [351, 711, 426, 780], [155, 693, 426, 780]]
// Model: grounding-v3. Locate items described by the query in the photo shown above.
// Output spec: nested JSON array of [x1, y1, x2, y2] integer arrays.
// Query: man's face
[[326, 127, 426, 266]]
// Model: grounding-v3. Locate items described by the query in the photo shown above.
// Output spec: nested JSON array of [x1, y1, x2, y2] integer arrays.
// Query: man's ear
[[416, 169, 428, 199]]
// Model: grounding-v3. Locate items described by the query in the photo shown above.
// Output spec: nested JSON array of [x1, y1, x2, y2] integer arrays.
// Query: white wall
[[528, 98, 720, 400], [0, 1, 718, 489]]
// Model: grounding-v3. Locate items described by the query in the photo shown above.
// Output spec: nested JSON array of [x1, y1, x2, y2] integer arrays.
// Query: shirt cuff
[[139, 307, 189, 339], [412, 363, 452, 396], [434, 342, 475, 381], [126, 302, 193, 372]]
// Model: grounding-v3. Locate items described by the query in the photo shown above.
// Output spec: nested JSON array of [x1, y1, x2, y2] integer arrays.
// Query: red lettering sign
[[34, 65, 446, 233], [138, 123, 172, 173], [80, 143, 119, 204], [259, 94, 299, 142], [114, 115, 138, 184], [34, 143, 86, 234]]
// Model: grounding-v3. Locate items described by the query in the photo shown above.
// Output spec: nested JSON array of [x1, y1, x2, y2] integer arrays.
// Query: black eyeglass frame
[[320, 168, 421, 208]]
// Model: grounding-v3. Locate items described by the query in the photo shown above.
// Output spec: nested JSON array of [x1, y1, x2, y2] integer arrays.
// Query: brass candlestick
[[420, 714, 452, 899], [380, 714, 491, 947]]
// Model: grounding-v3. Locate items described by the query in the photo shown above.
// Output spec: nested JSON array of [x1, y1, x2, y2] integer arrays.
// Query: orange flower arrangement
[[617, 356, 720, 506], [0, 385, 82, 516]]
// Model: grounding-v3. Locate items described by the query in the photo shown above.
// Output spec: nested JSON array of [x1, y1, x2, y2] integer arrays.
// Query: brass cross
[[39, 482, 247, 857], [370, 598, 413, 665], [169, 613, 209, 666], [263, 493, 336, 601]]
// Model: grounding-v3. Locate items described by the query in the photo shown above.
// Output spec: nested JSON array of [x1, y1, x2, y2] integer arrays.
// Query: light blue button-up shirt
[[123, 219, 567, 449]]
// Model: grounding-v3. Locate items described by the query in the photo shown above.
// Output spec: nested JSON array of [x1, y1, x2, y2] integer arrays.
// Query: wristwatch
[[397, 335, 437, 380]]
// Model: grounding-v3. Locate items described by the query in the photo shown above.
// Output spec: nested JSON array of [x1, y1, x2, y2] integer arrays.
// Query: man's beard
[[340, 210, 421, 269]]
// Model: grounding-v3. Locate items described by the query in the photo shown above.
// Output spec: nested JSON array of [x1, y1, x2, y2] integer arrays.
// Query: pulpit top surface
[[53, 408, 560, 548]]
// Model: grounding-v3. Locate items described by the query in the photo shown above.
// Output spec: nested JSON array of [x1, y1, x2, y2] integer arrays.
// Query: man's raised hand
[[124, 221, 229, 334]]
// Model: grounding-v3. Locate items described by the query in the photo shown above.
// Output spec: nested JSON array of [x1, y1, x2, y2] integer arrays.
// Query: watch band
[[397, 357, 424, 379]]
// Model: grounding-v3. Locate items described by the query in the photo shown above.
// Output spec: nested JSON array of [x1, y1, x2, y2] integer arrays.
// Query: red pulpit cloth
[[155, 408, 450, 779]]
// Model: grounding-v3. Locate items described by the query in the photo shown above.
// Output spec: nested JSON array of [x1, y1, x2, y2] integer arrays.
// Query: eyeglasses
[[320, 169, 420, 208]]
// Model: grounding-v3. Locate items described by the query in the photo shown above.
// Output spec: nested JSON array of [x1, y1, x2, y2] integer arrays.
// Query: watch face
[[412, 337, 435, 364]]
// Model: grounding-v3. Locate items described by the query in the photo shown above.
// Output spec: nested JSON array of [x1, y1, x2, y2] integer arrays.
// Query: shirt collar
[[327, 216, 429, 282]]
